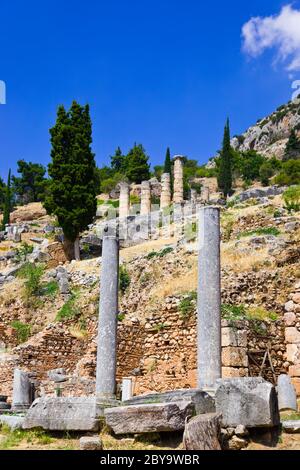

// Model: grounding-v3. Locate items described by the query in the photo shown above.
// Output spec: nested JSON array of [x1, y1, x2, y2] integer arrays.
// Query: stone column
[[119, 182, 130, 219], [173, 156, 184, 204], [190, 189, 197, 204], [140, 181, 151, 215], [160, 173, 171, 209], [201, 186, 210, 203], [96, 236, 119, 400], [197, 207, 221, 391], [12, 369, 32, 411]]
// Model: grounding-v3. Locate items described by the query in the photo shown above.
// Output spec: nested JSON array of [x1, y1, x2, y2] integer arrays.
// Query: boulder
[[79, 436, 103, 450], [183, 413, 222, 450], [215, 378, 280, 428], [105, 401, 194, 435], [282, 420, 300, 434], [277, 375, 297, 412], [22, 397, 102, 431]]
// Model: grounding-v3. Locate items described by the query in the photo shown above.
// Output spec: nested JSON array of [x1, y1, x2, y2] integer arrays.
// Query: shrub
[[283, 185, 300, 212], [56, 291, 80, 321], [11, 321, 31, 344], [178, 291, 197, 319], [17, 262, 44, 298], [237, 227, 280, 238], [14, 242, 34, 263], [42, 280, 59, 297], [119, 265, 131, 293]]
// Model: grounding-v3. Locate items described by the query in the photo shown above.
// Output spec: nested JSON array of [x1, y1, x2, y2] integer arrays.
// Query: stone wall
[[284, 281, 300, 395]]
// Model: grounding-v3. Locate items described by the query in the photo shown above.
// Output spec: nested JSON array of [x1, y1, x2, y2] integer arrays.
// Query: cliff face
[[230, 97, 300, 160]]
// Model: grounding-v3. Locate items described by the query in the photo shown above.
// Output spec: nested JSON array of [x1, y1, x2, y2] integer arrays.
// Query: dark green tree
[[163, 147, 173, 194], [259, 162, 274, 186], [44, 101, 97, 260], [217, 119, 233, 198], [1, 169, 12, 230], [12, 160, 47, 204], [284, 129, 300, 161], [0, 177, 5, 211], [124, 144, 150, 183], [111, 146, 125, 172]]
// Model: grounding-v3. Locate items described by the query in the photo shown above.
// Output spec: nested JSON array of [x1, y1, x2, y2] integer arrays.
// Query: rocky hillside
[[231, 97, 300, 159]]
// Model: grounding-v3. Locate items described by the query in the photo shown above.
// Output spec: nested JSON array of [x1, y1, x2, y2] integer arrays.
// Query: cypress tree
[[124, 144, 150, 183], [284, 129, 300, 161], [218, 119, 233, 198], [44, 101, 97, 260], [1, 169, 12, 230], [111, 146, 125, 172], [163, 147, 173, 195]]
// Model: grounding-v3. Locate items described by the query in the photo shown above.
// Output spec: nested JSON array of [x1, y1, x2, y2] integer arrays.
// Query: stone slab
[[282, 420, 300, 433], [22, 397, 106, 431], [123, 389, 215, 415], [79, 436, 103, 450], [215, 378, 280, 428], [277, 375, 297, 412], [0, 415, 25, 431], [105, 401, 194, 435]]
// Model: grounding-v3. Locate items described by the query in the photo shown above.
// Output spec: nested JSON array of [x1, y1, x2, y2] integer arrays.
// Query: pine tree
[[1, 169, 12, 230], [124, 144, 150, 183], [284, 129, 300, 161], [44, 101, 97, 260], [111, 146, 125, 172], [163, 147, 173, 195], [217, 119, 233, 198]]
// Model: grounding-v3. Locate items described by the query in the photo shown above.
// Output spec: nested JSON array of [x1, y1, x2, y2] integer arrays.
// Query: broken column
[[197, 207, 221, 390], [277, 374, 297, 412], [140, 181, 151, 215], [160, 173, 171, 209], [96, 235, 119, 400], [173, 156, 184, 204], [119, 182, 130, 219], [190, 189, 197, 204], [201, 186, 210, 203], [12, 369, 32, 411]]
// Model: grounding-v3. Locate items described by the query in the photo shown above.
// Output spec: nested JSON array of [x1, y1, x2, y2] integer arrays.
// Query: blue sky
[[1, 0, 300, 179]]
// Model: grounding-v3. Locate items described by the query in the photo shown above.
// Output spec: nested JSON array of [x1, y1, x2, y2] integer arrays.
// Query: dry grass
[[151, 260, 197, 299], [221, 244, 273, 273], [120, 237, 177, 262]]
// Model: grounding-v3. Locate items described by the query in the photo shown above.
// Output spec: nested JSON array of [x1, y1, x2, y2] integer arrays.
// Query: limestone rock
[[282, 420, 300, 433], [215, 377, 280, 428], [277, 375, 297, 412], [0, 415, 25, 431], [104, 401, 194, 435], [22, 397, 102, 431], [79, 436, 103, 450], [183, 413, 222, 450]]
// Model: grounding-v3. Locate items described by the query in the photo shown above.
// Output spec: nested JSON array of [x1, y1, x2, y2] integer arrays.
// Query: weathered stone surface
[[12, 369, 32, 411], [285, 327, 300, 344], [222, 328, 247, 348], [183, 413, 221, 450], [22, 397, 102, 431], [289, 365, 300, 377], [105, 401, 194, 435], [222, 367, 248, 378], [222, 347, 248, 367], [0, 415, 25, 431], [286, 344, 300, 363], [282, 420, 300, 433], [123, 389, 215, 415], [79, 436, 103, 450], [277, 375, 297, 412], [215, 378, 280, 428], [227, 435, 248, 450], [285, 301, 295, 312], [284, 312, 296, 326]]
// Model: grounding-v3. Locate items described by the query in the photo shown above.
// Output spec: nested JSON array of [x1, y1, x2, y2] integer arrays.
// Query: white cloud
[[242, 4, 300, 71]]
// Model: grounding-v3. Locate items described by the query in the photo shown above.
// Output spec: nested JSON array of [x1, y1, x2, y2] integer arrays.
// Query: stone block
[[123, 389, 215, 415], [215, 377, 279, 428], [291, 378, 300, 396], [222, 347, 248, 367], [79, 436, 103, 450], [277, 375, 297, 412], [289, 365, 300, 377], [286, 344, 300, 363], [285, 301, 295, 312], [183, 413, 222, 450], [285, 327, 300, 344], [284, 312, 296, 326], [222, 367, 248, 378], [105, 401, 194, 435], [292, 293, 300, 304], [222, 328, 247, 347], [22, 397, 103, 431], [0, 415, 25, 431]]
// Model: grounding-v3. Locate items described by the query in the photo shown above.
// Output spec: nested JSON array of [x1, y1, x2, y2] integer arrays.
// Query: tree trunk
[[183, 413, 222, 451], [63, 238, 75, 261], [74, 237, 80, 261]]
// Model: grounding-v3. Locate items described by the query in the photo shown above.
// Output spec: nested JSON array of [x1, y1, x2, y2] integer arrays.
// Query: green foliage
[[44, 101, 97, 255], [119, 265, 131, 293], [123, 144, 150, 183], [163, 147, 173, 195], [284, 129, 300, 161], [129, 194, 140, 205], [237, 227, 280, 238], [10, 320, 31, 344], [12, 160, 48, 204], [217, 119, 233, 198], [153, 323, 167, 332], [222, 217, 235, 241], [153, 165, 164, 180], [275, 160, 300, 186], [283, 185, 300, 212], [99, 172, 126, 194], [117, 313, 125, 322], [42, 280, 59, 297], [178, 291, 197, 319], [221, 304, 277, 333], [0, 426, 53, 450], [259, 162, 274, 186], [56, 291, 80, 321], [14, 242, 34, 263], [0, 177, 5, 211], [110, 146, 125, 172], [17, 262, 45, 298], [195, 166, 217, 178], [1, 169, 12, 230], [146, 247, 173, 259]]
